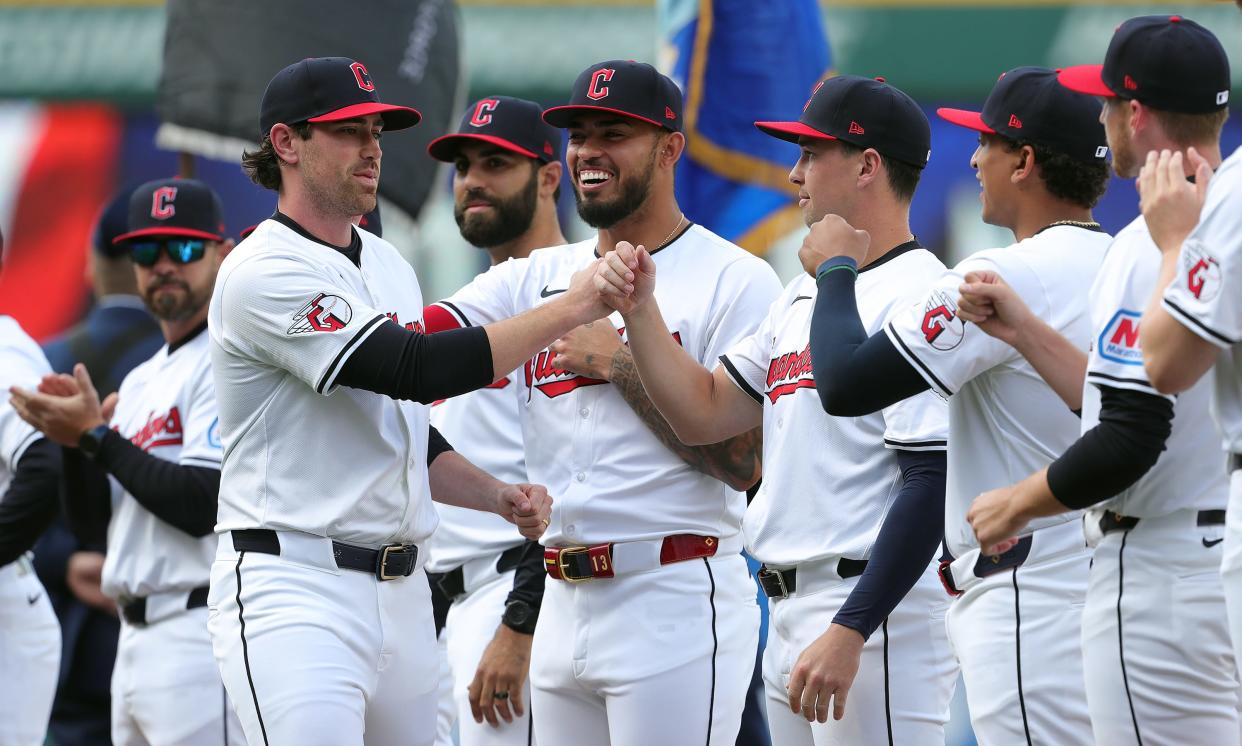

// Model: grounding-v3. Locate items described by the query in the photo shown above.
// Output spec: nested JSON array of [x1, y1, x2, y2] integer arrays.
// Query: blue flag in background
[[660, 0, 831, 255]]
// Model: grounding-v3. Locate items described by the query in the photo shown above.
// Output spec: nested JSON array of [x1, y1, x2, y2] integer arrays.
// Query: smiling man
[[424, 60, 781, 745]]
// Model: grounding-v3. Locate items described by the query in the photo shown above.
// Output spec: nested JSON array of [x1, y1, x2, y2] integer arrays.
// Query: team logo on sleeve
[[288, 293, 353, 334], [765, 344, 816, 402], [1182, 242, 1222, 302], [206, 417, 222, 449], [920, 290, 965, 351], [1098, 309, 1143, 365]]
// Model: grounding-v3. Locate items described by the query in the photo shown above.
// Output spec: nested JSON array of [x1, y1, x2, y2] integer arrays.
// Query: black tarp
[[157, 0, 460, 221]]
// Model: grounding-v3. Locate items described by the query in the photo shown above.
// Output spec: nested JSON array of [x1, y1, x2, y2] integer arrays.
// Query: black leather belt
[[427, 544, 526, 602], [937, 537, 1033, 597], [1098, 509, 1226, 536], [1231, 453, 1242, 473], [756, 558, 867, 599], [121, 586, 209, 626], [232, 529, 418, 581]]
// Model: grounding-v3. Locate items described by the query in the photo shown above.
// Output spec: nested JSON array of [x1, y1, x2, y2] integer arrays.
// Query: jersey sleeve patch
[[1096, 309, 1143, 366], [288, 293, 354, 335], [919, 290, 966, 351]]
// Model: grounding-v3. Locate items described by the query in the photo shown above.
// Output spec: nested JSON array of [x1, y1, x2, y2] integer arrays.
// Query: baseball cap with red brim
[[1058, 15, 1230, 114], [259, 57, 421, 137], [428, 96, 562, 163], [756, 75, 931, 169], [542, 60, 683, 132], [113, 177, 225, 245], [938, 67, 1107, 164]]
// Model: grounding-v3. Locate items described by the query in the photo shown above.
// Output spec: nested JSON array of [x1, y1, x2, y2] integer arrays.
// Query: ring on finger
[[493, 691, 509, 700]]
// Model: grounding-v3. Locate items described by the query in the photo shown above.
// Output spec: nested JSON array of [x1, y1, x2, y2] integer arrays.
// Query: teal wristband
[[815, 257, 858, 283]]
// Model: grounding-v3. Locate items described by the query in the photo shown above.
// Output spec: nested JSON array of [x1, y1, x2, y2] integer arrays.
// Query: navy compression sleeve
[[832, 450, 946, 640], [809, 258, 930, 416], [336, 321, 495, 404], [94, 430, 220, 538], [0, 438, 62, 566]]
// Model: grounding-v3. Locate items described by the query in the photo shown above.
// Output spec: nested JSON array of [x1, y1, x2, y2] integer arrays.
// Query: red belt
[[543, 534, 719, 582]]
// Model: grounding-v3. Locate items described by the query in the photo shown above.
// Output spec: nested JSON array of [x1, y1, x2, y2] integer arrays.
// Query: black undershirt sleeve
[[335, 321, 495, 404], [0, 438, 62, 566], [809, 261, 931, 417], [93, 430, 220, 537], [61, 446, 113, 546], [505, 540, 547, 614], [1046, 385, 1174, 510], [426, 426, 454, 467], [833, 450, 946, 640]]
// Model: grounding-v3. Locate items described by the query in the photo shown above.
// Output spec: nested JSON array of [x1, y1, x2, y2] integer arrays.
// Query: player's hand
[[10, 364, 109, 447], [787, 623, 865, 723], [549, 321, 622, 380], [66, 551, 117, 616], [798, 214, 870, 277], [494, 483, 553, 540], [596, 241, 656, 316], [967, 484, 1027, 555], [956, 271, 1031, 347], [558, 258, 614, 326], [1138, 147, 1212, 255], [467, 624, 533, 727]]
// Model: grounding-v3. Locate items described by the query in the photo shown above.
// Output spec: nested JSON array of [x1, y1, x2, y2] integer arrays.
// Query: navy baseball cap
[[259, 57, 421, 137], [1059, 15, 1230, 114], [114, 178, 225, 245], [93, 189, 135, 258], [756, 75, 932, 169], [543, 60, 683, 132], [428, 96, 562, 163], [938, 67, 1108, 164]]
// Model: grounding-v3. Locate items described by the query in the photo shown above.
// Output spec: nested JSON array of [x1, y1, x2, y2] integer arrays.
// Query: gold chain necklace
[[654, 213, 687, 251], [1043, 219, 1102, 231]]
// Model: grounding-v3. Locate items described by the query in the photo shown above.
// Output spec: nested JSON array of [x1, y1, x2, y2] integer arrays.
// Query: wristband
[[816, 256, 858, 283]]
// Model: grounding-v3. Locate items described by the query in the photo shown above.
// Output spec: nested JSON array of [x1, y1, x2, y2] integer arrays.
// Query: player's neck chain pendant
[[1042, 219, 1103, 231]]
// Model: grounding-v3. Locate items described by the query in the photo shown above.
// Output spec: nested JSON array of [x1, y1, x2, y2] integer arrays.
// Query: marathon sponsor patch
[[1097, 309, 1143, 365], [765, 344, 815, 402], [920, 290, 965, 351], [288, 293, 353, 334], [1181, 241, 1222, 303]]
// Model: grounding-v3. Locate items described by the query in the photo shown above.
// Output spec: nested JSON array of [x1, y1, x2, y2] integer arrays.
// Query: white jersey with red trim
[[1082, 216, 1227, 517], [718, 246, 949, 566], [424, 371, 527, 572], [427, 224, 782, 547], [100, 328, 222, 600], [884, 225, 1111, 557], [209, 219, 439, 547], [0, 316, 49, 497], [1162, 145, 1242, 453]]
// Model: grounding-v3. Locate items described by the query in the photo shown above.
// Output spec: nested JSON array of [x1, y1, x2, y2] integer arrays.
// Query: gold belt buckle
[[556, 546, 591, 583], [378, 544, 411, 581]]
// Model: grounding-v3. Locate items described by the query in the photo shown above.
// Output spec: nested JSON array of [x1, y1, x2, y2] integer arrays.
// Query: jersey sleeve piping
[[7, 429, 39, 468], [437, 301, 473, 329], [180, 455, 223, 469], [883, 322, 955, 397], [883, 437, 948, 451], [1161, 296, 1236, 348], [718, 355, 763, 405], [1086, 370, 1173, 401], [315, 313, 388, 395]]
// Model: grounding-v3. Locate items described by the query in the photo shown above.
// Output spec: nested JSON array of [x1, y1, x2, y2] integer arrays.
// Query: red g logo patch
[[921, 290, 965, 351], [351, 61, 375, 92], [587, 68, 615, 100], [469, 99, 499, 127], [288, 293, 354, 334], [1182, 243, 1222, 302], [151, 186, 177, 219]]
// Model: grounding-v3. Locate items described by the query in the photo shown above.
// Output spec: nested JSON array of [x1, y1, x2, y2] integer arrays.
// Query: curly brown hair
[[241, 122, 311, 191]]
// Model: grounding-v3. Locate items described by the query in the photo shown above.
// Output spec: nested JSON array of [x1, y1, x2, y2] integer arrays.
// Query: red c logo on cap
[[470, 99, 499, 127], [587, 69, 615, 101], [351, 62, 375, 92], [151, 186, 177, 220]]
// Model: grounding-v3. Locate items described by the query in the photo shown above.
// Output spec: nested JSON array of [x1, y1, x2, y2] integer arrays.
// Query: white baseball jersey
[[719, 246, 949, 566], [100, 327, 222, 600], [0, 316, 49, 497], [424, 370, 526, 573], [885, 225, 1111, 557], [209, 219, 438, 547], [1162, 145, 1242, 453], [1083, 216, 1228, 517], [428, 224, 782, 546]]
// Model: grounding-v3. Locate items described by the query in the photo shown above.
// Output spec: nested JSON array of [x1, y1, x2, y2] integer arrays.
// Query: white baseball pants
[[0, 556, 59, 746]]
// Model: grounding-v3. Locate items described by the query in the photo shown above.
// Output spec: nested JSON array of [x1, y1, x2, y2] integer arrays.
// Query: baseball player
[[205, 57, 606, 746], [423, 96, 567, 745], [0, 229, 63, 746], [425, 60, 780, 745], [799, 68, 1113, 744], [594, 75, 958, 744], [963, 17, 1238, 744], [11, 177, 246, 746], [1136, 29, 1242, 680]]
